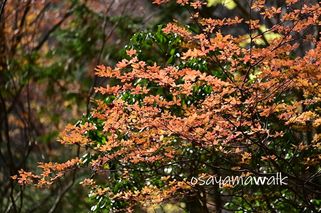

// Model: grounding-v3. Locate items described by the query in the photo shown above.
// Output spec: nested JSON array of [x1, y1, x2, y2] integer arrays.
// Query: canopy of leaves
[[15, 0, 321, 212]]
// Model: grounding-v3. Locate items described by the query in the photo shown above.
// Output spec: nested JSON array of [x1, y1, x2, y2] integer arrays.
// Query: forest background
[[1, 0, 321, 212]]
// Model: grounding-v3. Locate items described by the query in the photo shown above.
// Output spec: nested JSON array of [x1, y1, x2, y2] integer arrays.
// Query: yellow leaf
[[207, 0, 236, 10]]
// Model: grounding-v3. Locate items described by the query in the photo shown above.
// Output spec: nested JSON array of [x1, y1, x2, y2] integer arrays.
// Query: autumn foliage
[[15, 0, 321, 212]]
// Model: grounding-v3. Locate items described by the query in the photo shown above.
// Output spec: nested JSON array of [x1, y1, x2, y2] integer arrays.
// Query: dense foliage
[[15, 0, 321, 212], [1, 0, 165, 212]]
